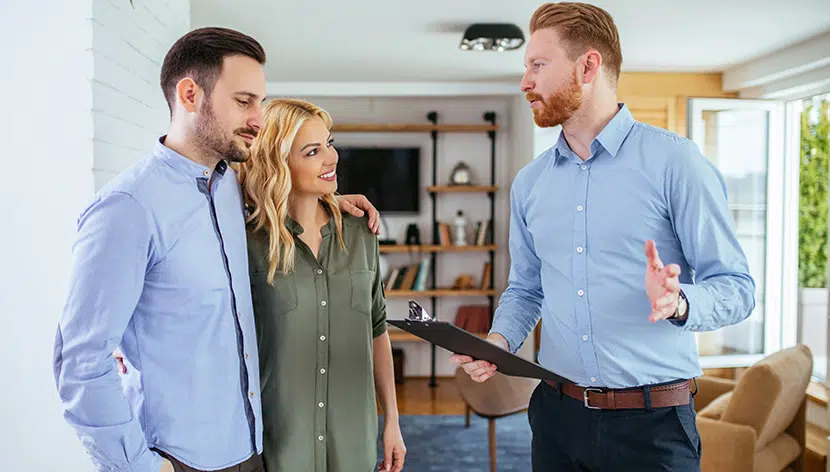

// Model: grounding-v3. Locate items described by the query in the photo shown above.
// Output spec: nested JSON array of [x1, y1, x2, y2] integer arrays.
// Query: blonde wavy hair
[[238, 98, 345, 283]]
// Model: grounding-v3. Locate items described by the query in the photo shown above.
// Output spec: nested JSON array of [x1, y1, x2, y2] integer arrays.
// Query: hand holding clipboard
[[387, 301, 568, 384], [448, 332, 507, 383]]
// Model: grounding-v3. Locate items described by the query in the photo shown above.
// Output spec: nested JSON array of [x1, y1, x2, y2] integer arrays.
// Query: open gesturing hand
[[644, 240, 683, 323]]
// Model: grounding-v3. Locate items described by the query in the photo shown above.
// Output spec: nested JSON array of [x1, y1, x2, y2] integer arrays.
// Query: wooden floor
[[390, 377, 466, 415]]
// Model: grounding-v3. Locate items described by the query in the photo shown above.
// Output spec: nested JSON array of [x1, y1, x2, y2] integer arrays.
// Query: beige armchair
[[694, 345, 813, 472]]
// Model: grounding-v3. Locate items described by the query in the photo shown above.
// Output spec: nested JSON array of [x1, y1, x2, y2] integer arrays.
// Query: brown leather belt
[[544, 379, 692, 410]]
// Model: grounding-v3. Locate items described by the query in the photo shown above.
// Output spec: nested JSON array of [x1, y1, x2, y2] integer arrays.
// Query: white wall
[[533, 125, 562, 158], [509, 96, 537, 173], [0, 0, 188, 470], [91, 0, 190, 189], [276, 94, 537, 376], [0, 1, 96, 470]]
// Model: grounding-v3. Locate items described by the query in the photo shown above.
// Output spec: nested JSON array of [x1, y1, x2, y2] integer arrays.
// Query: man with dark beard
[[53, 27, 378, 472], [451, 3, 755, 472]]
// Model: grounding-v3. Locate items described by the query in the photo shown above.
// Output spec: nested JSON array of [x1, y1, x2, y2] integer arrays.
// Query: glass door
[[687, 98, 793, 368]]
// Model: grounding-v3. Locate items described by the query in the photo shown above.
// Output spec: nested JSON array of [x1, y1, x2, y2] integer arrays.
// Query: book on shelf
[[383, 258, 431, 292], [434, 219, 493, 247], [413, 258, 431, 291], [473, 219, 493, 246], [436, 223, 451, 246], [453, 305, 492, 334], [480, 262, 492, 289]]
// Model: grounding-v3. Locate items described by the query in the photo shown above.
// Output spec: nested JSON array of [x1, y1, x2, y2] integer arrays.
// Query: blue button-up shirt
[[490, 104, 756, 389], [54, 138, 263, 471]]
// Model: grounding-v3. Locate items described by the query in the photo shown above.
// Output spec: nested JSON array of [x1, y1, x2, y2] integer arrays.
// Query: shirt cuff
[[671, 284, 706, 331], [488, 319, 524, 354], [372, 320, 388, 338]]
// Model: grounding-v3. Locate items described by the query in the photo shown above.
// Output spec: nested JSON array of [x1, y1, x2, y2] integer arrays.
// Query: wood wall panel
[[616, 72, 738, 136]]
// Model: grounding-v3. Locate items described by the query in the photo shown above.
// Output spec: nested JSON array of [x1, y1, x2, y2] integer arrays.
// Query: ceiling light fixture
[[459, 23, 525, 52]]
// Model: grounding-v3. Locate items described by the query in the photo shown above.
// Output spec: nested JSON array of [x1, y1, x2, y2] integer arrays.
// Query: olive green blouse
[[247, 213, 387, 472]]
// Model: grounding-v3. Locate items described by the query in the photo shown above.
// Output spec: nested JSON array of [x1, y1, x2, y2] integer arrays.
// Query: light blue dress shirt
[[54, 138, 263, 471], [490, 104, 756, 389]]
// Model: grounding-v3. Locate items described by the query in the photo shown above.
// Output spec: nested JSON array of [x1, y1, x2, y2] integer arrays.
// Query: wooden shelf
[[806, 423, 829, 469], [808, 380, 829, 407], [385, 289, 497, 298], [388, 330, 424, 343], [379, 244, 497, 254], [427, 185, 499, 193], [388, 328, 487, 343], [331, 123, 499, 133]]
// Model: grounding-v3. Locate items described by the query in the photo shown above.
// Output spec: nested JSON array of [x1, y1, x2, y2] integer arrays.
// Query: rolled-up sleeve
[[489, 178, 544, 353], [53, 191, 161, 472], [667, 140, 757, 332]]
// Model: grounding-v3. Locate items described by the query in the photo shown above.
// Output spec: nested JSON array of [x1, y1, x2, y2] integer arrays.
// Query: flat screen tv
[[336, 146, 420, 213]]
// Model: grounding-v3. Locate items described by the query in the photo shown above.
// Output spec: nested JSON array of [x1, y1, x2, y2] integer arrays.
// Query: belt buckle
[[583, 387, 603, 409]]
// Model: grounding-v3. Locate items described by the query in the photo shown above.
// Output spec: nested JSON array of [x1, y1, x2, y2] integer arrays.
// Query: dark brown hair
[[530, 2, 622, 86], [160, 26, 266, 113]]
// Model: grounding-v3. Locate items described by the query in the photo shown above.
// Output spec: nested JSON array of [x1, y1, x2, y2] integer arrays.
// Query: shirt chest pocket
[[252, 271, 299, 317], [349, 270, 374, 316]]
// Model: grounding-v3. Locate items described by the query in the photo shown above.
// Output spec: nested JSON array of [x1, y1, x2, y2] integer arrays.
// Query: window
[[793, 91, 830, 381], [687, 98, 791, 368]]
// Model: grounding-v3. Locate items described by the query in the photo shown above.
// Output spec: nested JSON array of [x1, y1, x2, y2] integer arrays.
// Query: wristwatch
[[673, 290, 689, 320]]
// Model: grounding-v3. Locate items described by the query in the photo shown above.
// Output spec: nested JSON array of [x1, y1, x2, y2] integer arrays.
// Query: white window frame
[[687, 97, 793, 370], [784, 92, 830, 384]]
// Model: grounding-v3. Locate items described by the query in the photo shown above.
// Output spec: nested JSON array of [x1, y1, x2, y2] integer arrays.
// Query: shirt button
[[577, 205, 584, 212], [320, 368, 326, 374], [245, 353, 249, 359], [203, 170, 209, 176], [318, 435, 324, 441], [590, 377, 597, 383], [582, 335, 589, 341], [577, 247, 584, 254], [249, 391, 255, 398], [320, 335, 326, 341], [321, 300, 327, 307], [316, 269, 323, 275], [581, 164, 588, 170], [577, 289, 584, 296], [318, 402, 325, 408]]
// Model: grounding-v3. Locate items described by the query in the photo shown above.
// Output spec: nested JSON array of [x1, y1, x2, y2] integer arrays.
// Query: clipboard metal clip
[[407, 300, 432, 322]]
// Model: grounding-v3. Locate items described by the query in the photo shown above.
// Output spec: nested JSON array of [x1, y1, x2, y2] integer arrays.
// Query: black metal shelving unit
[[424, 110, 497, 388], [336, 112, 499, 387]]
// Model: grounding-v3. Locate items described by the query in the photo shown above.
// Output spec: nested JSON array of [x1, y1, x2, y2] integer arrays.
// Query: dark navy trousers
[[527, 381, 702, 471]]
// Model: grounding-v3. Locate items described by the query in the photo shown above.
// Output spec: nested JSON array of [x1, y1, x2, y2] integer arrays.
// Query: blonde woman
[[238, 98, 405, 472]]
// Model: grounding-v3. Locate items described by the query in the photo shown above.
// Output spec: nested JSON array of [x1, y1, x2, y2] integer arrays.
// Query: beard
[[526, 69, 583, 128], [194, 98, 256, 163]]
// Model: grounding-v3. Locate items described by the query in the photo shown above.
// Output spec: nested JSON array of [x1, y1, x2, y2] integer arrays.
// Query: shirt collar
[[594, 103, 635, 158], [286, 217, 303, 235], [286, 208, 335, 237], [553, 103, 636, 164], [155, 135, 228, 178], [554, 133, 574, 164]]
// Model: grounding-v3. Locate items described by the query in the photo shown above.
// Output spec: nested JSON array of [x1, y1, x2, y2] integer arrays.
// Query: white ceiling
[[191, 0, 830, 83]]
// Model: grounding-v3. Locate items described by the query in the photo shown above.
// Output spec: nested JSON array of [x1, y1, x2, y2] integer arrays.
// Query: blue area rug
[[378, 414, 532, 471]]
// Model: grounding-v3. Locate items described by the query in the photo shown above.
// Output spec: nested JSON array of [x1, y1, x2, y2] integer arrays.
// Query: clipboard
[[387, 301, 569, 384]]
